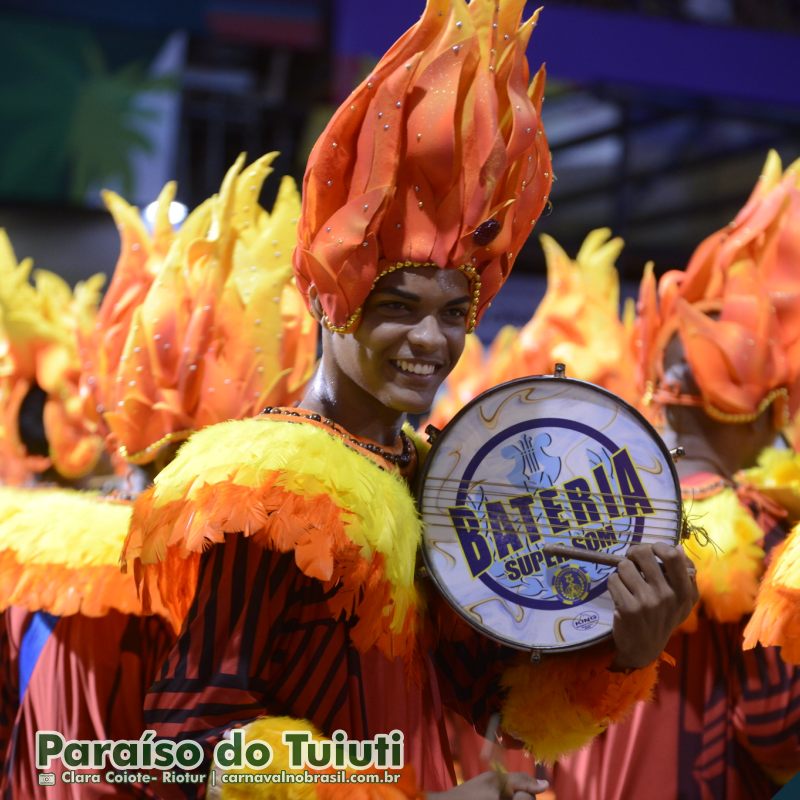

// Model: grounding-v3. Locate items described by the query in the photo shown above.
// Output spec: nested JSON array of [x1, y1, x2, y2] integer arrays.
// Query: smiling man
[[122, 1, 697, 798]]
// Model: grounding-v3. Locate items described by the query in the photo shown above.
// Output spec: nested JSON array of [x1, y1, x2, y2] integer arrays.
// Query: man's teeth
[[395, 359, 436, 376]]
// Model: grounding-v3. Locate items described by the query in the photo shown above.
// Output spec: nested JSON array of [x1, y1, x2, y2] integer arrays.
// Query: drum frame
[[416, 369, 682, 655]]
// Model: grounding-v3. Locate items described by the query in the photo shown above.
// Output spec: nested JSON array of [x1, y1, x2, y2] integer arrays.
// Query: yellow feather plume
[[736, 446, 800, 522], [682, 486, 765, 622], [217, 717, 323, 800], [0, 485, 166, 619]]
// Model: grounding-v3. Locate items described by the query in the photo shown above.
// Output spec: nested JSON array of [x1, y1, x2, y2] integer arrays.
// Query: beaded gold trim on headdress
[[117, 430, 194, 465], [321, 261, 483, 335], [645, 381, 789, 425]]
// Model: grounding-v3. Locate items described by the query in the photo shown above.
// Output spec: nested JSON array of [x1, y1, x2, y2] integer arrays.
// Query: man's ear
[[307, 285, 324, 322]]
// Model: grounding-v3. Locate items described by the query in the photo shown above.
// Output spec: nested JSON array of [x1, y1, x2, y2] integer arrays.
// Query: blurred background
[[0, 0, 798, 341]]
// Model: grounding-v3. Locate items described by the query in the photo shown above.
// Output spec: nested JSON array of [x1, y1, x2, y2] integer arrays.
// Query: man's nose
[[407, 314, 447, 350]]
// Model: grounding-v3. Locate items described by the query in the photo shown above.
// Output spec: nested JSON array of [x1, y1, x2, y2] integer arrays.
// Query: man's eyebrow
[[373, 287, 471, 305], [373, 287, 421, 301]]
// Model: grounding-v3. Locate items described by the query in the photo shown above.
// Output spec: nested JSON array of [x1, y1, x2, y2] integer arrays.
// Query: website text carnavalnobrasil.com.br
[[34, 728, 406, 788]]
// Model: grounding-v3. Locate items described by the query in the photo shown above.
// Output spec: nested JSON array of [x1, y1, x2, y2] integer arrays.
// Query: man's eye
[[380, 301, 410, 312], [445, 307, 469, 319]]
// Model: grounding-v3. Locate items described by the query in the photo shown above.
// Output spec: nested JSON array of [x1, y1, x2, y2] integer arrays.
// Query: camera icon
[[38, 773, 56, 786]]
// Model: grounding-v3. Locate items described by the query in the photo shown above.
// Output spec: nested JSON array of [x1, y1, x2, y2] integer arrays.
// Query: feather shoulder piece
[[0, 485, 167, 620], [681, 478, 766, 623], [736, 446, 800, 523], [744, 524, 800, 664], [123, 414, 422, 656]]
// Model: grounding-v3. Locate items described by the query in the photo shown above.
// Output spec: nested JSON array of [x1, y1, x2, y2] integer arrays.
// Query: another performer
[[123, 3, 697, 798], [0, 234, 174, 798], [551, 151, 800, 800], [0, 153, 315, 797]]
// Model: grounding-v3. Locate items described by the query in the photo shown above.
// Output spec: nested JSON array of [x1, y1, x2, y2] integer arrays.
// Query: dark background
[[0, 0, 798, 340]]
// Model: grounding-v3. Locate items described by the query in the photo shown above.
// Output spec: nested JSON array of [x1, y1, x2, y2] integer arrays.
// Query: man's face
[[323, 266, 471, 415]]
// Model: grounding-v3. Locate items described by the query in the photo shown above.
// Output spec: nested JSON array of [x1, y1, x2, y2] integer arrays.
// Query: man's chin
[[383, 389, 438, 417]]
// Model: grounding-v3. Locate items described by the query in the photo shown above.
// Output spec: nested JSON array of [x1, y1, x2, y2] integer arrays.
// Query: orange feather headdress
[[636, 151, 798, 424], [80, 152, 318, 467], [293, 0, 552, 333], [0, 231, 105, 484]]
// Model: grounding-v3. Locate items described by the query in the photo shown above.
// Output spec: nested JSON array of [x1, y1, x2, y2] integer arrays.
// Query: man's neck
[[297, 373, 405, 446]]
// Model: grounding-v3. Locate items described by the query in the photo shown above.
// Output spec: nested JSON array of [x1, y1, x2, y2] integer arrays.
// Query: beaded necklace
[[261, 406, 413, 469]]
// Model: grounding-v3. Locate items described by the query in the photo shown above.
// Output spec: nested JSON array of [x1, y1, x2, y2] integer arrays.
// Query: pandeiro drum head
[[418, 373, 682, 653]]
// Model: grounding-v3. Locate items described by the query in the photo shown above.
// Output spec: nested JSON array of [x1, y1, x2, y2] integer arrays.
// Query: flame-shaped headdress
[[637, 151, 799, 424], [0, 231, 105, 484], [81, 153, 318, 466], [294, 0, 552, 333]]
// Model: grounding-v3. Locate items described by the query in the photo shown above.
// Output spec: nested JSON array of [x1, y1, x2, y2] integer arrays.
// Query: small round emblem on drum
[[553, 566, 590, 604], [572, 611, 600, 631]]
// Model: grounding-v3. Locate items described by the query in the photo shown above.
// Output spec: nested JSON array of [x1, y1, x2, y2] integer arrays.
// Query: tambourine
[[417, 367, 683, 655]]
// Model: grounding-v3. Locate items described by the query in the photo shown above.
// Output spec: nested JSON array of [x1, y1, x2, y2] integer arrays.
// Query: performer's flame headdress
[[0, 232, 105, 484], [80, 152, 318, 466], [293, 0, 552, 333], [637, 151, 799, 425]]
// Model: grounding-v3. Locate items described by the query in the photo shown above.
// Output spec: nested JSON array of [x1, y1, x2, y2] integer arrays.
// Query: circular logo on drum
[[553, 566, 590, 604], [572, 610, 600, 631]]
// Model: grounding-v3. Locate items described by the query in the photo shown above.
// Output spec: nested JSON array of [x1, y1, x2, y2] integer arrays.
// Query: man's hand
[[428, 771, 549, 800], [608, 542, 698, 670]]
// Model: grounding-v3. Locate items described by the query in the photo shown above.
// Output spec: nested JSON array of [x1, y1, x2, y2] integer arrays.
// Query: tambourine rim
[[416, 372, 682, 654]]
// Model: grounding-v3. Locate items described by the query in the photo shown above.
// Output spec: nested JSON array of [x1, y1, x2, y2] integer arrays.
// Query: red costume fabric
[[0, 608, 173, 799]]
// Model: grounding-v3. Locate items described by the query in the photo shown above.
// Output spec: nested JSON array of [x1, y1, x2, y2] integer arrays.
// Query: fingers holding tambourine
[[427, 771, 549, 800], [652, 542, 699, 616], [608, 543, 696, 670]]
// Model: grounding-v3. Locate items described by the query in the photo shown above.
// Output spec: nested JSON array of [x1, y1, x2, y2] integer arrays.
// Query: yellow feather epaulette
[[744, 523, 800, 664], [681, 483, 765, 623], [0, 486, 167, 620], [123, 415, 422, 657], [736, 446, 800, 523]]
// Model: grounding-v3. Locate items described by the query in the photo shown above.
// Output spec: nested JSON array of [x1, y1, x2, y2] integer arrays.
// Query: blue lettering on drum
[[442, 417, 660, 612], [448, 446, 654, 582]]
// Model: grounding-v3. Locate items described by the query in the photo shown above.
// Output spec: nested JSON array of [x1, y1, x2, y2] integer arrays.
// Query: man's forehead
[[372, 266, 470, 295]]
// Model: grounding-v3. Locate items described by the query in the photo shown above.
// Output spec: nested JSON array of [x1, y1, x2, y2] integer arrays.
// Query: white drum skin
[[418, 375, 682, 654]]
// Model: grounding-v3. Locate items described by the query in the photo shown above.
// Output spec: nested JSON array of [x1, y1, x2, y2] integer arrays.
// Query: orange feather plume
[[294, 0, 552, 332], [636, 151, 798, 423]]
